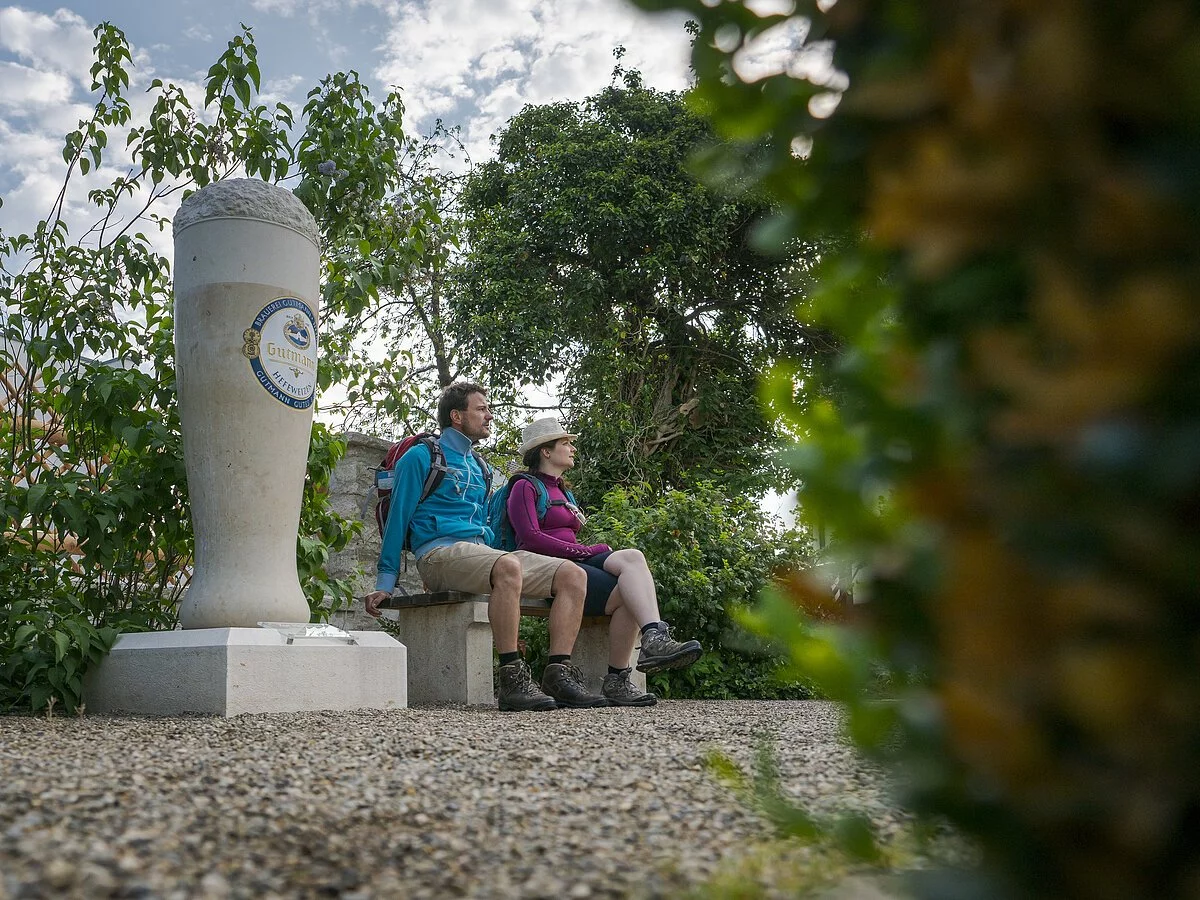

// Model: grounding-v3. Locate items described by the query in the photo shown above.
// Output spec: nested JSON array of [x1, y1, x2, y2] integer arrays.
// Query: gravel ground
[[0, 701, 903, 899]]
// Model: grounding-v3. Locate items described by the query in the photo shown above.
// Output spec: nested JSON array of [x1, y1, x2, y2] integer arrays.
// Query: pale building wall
[[326, 431, 424, 631]]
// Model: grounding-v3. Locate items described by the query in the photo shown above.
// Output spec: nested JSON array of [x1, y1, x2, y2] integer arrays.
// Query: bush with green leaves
[[633, 0, 1200, 896], [562, 482, 817, 699], [0, 597, 116, 715]]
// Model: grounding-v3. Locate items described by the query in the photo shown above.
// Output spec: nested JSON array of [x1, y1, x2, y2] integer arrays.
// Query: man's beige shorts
[[416, 543, 568, 598]]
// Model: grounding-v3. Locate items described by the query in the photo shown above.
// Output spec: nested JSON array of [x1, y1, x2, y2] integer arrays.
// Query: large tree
[[453, 66, 829, 501]]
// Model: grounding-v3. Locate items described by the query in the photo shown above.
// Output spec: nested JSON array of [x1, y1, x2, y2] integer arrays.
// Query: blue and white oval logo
[[242, 297, 318, 409]]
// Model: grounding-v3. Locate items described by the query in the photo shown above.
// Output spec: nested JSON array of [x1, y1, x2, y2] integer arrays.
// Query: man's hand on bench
[[364, 590, 389, 618]]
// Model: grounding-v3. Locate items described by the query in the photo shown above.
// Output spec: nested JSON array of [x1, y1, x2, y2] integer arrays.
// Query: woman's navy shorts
[[576, 551, 616, 616]]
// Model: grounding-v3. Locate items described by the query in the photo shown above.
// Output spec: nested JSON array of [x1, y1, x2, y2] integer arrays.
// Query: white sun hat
[[517, 418, 578, 455]]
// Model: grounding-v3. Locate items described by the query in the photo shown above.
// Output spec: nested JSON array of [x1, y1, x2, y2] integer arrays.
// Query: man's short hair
[[438, 382, 488, 429]]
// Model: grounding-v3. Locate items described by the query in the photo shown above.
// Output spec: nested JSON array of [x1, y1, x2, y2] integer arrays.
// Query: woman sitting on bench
[[507, 418, 703, 707]]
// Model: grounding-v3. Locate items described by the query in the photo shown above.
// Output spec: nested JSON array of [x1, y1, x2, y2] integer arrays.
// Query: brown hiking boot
[[601, 668, 657, 707], [636, 622, 702, 674], [497, 659, 558, 711], [540, 662, 609, 708]]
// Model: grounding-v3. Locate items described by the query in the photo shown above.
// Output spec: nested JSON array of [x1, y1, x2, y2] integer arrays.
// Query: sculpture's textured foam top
[[173, 178, 320, 248]]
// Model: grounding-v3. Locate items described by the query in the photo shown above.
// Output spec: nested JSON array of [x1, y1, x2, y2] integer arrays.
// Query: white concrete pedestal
[[84, 629, 407, 716]]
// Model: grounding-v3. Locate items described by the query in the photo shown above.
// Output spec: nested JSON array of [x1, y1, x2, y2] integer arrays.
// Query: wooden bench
[[377, 591, 645, 706]]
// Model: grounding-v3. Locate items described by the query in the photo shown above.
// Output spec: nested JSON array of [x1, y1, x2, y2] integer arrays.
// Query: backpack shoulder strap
[[506, 471, 539, 507], [510, 471, 541, 495], [417, 434, 448, 503], [511, 472, 558, 521]]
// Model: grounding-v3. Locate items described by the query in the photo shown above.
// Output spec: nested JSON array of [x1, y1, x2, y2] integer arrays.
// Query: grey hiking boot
[[541, 662, 609, 708], [498, 659, 558, 712], [636, 622, 703, 674], [601, 668, 657, 707]]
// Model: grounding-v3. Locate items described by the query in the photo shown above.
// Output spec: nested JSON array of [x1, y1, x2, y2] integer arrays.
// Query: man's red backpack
[[372, 433, 491, 540]]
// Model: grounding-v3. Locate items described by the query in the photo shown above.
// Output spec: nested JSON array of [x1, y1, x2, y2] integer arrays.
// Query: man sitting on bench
[[363, 381, 607, 712]]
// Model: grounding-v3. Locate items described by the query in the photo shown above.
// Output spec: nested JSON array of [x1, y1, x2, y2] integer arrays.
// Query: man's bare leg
[[547, 562, 586, 656], [542, 562, 607, 708], [488, 554, 524, 654], [492, 554, 558, 712]]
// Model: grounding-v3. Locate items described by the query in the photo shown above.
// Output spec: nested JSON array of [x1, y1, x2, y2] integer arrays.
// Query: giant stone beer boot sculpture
[[82, 179, 407, 715], [174, 179, 317, 628]]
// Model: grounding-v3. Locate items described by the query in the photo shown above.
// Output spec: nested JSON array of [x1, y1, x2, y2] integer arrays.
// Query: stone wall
[[325, 432, 423, 631]]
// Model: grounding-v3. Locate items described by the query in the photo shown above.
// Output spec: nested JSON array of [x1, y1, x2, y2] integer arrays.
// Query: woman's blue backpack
[[487, 472, 577, 551]]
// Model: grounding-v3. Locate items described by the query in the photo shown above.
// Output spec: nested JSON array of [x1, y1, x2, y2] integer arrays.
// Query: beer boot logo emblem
[[243, 297, 318, 409], [283, 314, 311, 349]]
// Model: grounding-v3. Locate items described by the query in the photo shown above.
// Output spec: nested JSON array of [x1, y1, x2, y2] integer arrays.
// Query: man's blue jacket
[[374, 428, 494, 595]]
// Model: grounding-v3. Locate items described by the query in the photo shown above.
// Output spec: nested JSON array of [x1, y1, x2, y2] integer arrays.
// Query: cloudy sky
[[0, 0, 696, 240]]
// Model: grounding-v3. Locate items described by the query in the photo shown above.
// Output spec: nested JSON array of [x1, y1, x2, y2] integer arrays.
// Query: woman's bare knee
[[606, 547, 646, 573]]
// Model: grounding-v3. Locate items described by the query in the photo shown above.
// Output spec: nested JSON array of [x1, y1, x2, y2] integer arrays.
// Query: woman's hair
[[522, 442, 552, 472]]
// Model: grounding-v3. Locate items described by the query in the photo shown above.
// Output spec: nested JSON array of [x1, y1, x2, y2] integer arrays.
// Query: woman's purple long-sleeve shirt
[[507, 473, 610, 560]]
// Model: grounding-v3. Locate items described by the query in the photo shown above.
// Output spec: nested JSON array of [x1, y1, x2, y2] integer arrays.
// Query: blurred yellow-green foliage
[[631, 0, 1200, 897]]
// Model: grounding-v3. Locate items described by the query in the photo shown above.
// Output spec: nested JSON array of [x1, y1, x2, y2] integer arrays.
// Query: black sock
[[640, 622, 663, 634], [608, 665, 626, 675], [499, 651, 521, 667], [549, 654, 571, 665]]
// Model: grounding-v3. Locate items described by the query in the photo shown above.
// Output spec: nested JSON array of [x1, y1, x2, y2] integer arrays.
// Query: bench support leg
[[570, 619, 647, 696], [388, 601, 494, 706]]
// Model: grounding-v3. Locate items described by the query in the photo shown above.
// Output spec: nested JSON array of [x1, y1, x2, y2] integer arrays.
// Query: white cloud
[[315, 34, 353, 70], [474, 78, 526, 127], [0, 4, 218, 254], [261, 72, 305, 105], [250, 0, 390, 19], [182, 23, 213, 43], [0, 6, 126, 237], [475, 45, 526, 81], [249, 0, 303, 15], [532, 0, 693, 94], [373, 0, 537, 124], [524, 45, 599, 104], [0, 61, 74, 111], [0, 7, 96, 83], [0, 165, 71, 239], [0, 120, 59, 164], [373, 0, 692, 162]]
